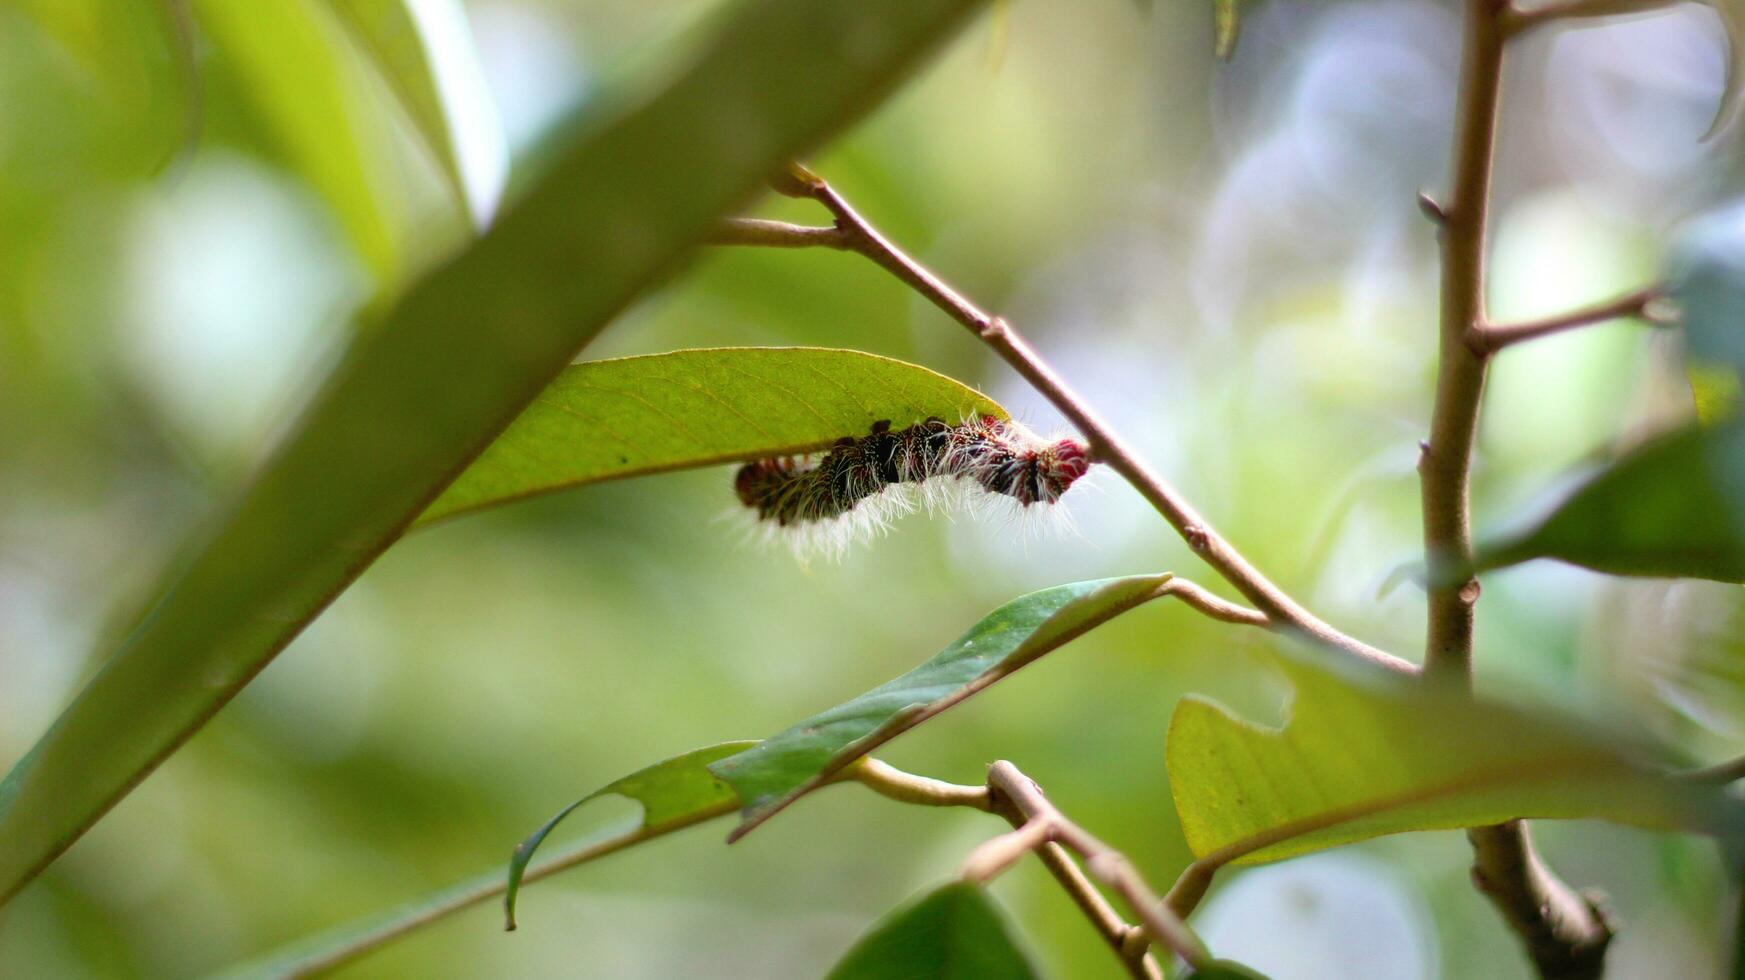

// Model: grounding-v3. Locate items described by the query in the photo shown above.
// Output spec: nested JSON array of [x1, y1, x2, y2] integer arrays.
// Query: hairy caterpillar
[[734, 416, 1091, 558]]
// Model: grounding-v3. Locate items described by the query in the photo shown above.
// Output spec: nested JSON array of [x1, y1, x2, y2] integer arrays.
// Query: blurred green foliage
[[2, 1, 1742, 978]]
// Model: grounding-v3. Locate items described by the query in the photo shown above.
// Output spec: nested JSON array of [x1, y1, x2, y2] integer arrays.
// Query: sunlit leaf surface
[[421, 347, 1004, 525], [1167, 654, 1738, 868]]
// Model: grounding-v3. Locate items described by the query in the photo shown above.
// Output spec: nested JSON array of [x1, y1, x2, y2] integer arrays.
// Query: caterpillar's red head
[[1043, 439, 1091, 497]]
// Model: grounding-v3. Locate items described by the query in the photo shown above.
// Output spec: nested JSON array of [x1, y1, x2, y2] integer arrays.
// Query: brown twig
[[714, 166, 1413, 676], [1158, 577, 1272, 627], [980, 761, 1205, 977], [1469, 285, 1665, 354], [848, 757, 995, 809], [1427, 1, 1615, 975]]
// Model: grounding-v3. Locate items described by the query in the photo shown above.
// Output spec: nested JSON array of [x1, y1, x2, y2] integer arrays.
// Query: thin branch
[[1158, 577, 1272, 628], [707, 217, 850, 249], [985, 761, 1207, 974], [1469, 285, 1665, 354], [1428, 2, 1615, 976], [718, 165, 1413, 676], [1500, 0, 1682, 37]]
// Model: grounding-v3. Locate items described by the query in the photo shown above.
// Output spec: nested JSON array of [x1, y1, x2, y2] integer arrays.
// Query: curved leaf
[[1470, 424, 1745, 583], [323, 0, 507, 226], [711, 575, 1172, 841], [504, 741, 752, 930], [0, 0, 991, 905], [421, 347, 1004, 525], [1167, 654, 1739, 870], [196, 0, 409, 280], [1469, 201, 1745, 583], [211, 743, 752, 979], [825, 882, 1039, 980]]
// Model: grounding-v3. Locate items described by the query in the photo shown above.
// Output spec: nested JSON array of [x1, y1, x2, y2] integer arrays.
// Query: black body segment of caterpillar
[[734, 416, 1091, 535]]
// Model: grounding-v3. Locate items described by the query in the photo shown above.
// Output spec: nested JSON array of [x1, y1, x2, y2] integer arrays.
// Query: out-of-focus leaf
[[1707, 0, 1745, 138], [505, 741, 752, 930], [1468, 202, 1745, 582], [323, 0, 506, 227], [1167, 654, 1738, 869], [1213, 0, 1240, 59], [0, 0, 991, 905], [1672, 204, 1745, 547], [1182, 962, 1273, 980], [824, 882, 1039, 980], [11, 0, 188, 171], [1692, 363, 1741, 424], [212, 743, 754, 978], [711, 575, 1172, 840], [1470, 424, 1745, 582], [421, 347, 1004, 525], [195, 0, 409, 280]]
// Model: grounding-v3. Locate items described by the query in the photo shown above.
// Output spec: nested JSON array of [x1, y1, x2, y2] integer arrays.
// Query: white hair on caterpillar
[[728, 415, 1092, 562]]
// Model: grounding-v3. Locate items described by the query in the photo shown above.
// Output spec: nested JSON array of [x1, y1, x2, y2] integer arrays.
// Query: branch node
[[978, 316, 1011, 341]]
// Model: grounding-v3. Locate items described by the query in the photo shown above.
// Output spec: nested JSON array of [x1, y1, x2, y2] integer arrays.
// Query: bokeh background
[[1, 0, 1742, 976]]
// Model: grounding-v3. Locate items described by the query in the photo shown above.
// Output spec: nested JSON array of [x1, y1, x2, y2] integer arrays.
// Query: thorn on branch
[[1417, 191, 1448, 225]]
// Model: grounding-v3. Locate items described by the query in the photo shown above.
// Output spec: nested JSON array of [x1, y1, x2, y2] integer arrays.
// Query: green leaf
[[1470, 424, 1745, 583], [711, 575, 1172, 840], [421, 347, 1005, 526], [1212, 0, 1241, 60], [505, 741, 752, 930], [824, 882, 1039, 980], [213, 743, 753, 978], [1468, 203, 1745, 583], [322, 0, 506, 226], [0, 0, 991, 905], [195, 0, 410, 281], [1167, 653, 1738, 870]]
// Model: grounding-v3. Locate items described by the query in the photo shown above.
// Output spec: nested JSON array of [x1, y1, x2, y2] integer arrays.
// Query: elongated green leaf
[[1673, 206, 1745, 549], [825, 882, 1039, 980], [1168, 654, 1738, 870], [711, 575, 1172, 840], [323, 0, 506, 226], [0, 0, 990, 905], [212, 743, 752, 979], [196, 0, 409, 280], [1470, 424, 1745, 583], [505, 741, 752, 930], [421, 347, 1004, 525]]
